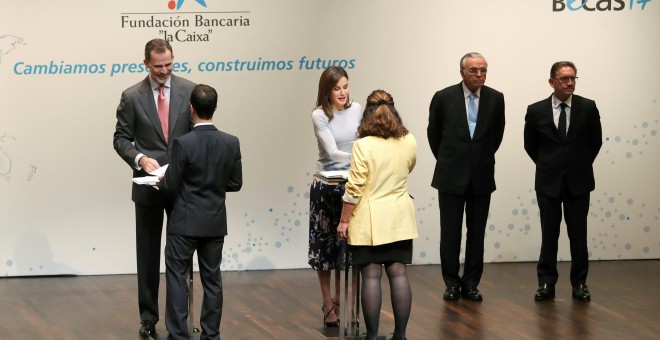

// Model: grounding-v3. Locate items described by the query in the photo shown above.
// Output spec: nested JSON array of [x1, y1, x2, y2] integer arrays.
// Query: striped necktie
[[158, 84, 169, 142], [468, 92, 477, 139]]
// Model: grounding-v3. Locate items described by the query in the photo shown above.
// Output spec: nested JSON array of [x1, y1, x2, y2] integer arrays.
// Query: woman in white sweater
[[308, 66, 362, 327]]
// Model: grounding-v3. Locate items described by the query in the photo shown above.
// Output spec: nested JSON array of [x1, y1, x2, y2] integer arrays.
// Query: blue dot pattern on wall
[[488, 117, 660, 262], [220, 173, 312, 270]]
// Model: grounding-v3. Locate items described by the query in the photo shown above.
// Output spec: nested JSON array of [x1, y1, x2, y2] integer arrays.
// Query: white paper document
[[132, 176, 159, 186], [132, 164, 169, 186], [318, 170, 348, 179], [148, 164, 168, 177]]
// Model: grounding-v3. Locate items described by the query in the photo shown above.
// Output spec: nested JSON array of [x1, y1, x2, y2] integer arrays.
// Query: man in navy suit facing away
[[160, 84, 243, 339]]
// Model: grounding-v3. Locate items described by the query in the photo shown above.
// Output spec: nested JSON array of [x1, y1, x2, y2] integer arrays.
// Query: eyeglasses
[[465, 68, 487, 75], [554, 76, 578, 83]]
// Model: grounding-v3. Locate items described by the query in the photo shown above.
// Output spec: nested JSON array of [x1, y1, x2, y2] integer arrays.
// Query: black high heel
[[322, 304, 339, 328], [332, 298, 341, 321]]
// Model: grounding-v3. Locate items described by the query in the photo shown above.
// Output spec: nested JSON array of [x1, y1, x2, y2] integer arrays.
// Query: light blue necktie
[[468, 92, 477, 138]]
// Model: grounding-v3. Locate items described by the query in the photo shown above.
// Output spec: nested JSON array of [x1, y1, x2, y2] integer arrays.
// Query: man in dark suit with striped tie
[[524, 61, 602, 302], [427, 52, 506, 301], [113, 38, 196, 337]]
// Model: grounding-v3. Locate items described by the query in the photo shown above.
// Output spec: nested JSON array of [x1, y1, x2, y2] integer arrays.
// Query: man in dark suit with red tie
[[113, 38, 196, 337], [160, 84, 242, 339], [524, 61, 602, 302], [427, 52, 506, 301]]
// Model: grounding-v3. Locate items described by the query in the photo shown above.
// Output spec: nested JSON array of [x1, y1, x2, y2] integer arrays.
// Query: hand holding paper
[[132, 164, 169, 187], [148, 164, 168, 177]]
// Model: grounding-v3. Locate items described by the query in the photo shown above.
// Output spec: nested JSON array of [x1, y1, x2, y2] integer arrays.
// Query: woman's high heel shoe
[[322, 304, 339, 328], [332, 298, 340, 319]]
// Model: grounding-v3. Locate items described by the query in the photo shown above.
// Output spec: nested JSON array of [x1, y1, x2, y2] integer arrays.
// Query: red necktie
[[158, 84, 169, 143]]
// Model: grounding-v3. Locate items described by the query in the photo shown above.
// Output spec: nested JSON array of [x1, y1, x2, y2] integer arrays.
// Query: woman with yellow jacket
[[337, 89, 417, 340]]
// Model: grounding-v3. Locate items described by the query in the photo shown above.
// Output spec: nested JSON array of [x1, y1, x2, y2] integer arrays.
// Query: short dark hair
[[550, 61, 577, 78], [315, 66, 352, 121], [358, 90, 408, 139], [144, 39, 173, 61], [190, 84, 217, 119]]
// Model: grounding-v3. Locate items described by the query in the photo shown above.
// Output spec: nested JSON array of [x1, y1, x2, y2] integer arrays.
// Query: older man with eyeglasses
[[524, 61, 603, 302], [427, 52, 506, 301]]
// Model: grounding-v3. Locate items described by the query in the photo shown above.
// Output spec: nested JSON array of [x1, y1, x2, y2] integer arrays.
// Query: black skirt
[[307, 179, 349, 270], [350, 239, 413, 266]]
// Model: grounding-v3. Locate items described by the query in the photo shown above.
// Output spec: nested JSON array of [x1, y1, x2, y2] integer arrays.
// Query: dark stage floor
[[1, 260, 658, 339]]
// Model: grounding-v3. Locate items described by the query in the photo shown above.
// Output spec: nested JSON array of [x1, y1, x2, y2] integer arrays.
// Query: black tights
[[360, 262, 411, 339]]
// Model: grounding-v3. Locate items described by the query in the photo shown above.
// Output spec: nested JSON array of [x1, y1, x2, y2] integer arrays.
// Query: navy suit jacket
[[524, 94, 602, 198], [427, 83, 506, 195], [113, 74, 196, 206], [160, 125, 243, 237]]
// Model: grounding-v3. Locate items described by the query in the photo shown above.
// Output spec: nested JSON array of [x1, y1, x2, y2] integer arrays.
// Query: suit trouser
[[536, 177, 590, 287], [438, 189, 491, 288], [136, 203, 168, 322], [165, 234, 224, 340]]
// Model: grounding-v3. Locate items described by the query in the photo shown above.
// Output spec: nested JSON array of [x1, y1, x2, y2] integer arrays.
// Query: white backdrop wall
[[0, 0, 658, 276]]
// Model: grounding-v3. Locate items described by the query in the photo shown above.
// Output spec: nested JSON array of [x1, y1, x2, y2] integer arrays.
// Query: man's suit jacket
[[160, 125, 243, 237], [524, 94, 602, 198], [113, 74, 196, 206], [427, 83, 505, 195]]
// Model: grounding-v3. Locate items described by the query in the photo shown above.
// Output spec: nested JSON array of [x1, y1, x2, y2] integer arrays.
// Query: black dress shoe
[[534, 284, 555, 301], [461, 286, 483, 301], [572, 283, 591, 302], [443, 286, 460, 300], [139, 320, 156, 337]]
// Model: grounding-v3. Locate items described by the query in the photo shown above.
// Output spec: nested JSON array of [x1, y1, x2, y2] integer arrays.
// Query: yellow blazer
[[343, 133, 418, 246]]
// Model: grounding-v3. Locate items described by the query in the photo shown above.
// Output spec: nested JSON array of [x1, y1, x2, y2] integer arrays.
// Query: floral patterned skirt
[[308, 178, 350, 270]]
